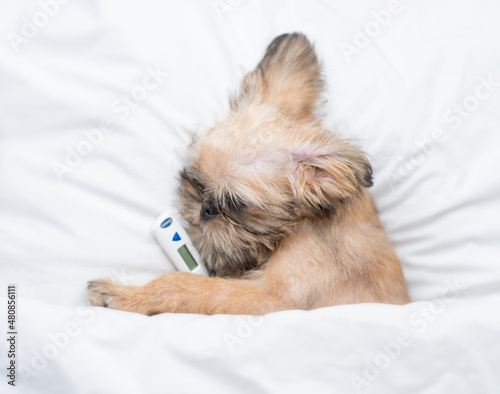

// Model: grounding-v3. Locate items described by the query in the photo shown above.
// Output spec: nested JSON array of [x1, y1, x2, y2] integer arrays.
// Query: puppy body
[[87, 33, 409, 315]]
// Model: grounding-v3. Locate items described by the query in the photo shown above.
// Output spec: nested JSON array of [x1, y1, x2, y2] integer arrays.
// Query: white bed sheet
[[1, 0, 499, 393]]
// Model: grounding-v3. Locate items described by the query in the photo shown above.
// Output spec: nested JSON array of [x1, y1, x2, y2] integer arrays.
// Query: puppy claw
[[86, 279, 118, 308]]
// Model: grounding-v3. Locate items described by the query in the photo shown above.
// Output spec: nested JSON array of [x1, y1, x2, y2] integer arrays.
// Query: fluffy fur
[[87, 33, 410, 315]]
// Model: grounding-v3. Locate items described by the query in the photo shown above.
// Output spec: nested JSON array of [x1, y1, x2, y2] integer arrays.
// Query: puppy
[[87, 33, 410, 315]]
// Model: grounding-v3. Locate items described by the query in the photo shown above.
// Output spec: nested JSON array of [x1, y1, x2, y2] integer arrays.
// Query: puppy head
[[178, 33, 372, 277]]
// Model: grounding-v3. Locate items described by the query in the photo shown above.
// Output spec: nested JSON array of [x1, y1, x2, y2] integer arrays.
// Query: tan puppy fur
[[87, 33, 410, 315]]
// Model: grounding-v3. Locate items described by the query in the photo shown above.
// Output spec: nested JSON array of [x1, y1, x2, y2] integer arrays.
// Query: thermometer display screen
[[177, 245, 198, 271]]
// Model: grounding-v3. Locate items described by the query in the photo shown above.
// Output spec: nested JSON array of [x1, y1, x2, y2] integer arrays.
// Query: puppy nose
[[201, 200, 218, 219]]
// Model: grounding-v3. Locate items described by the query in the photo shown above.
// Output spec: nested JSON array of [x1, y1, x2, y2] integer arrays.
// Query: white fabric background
[[0, 0, 499, 393]]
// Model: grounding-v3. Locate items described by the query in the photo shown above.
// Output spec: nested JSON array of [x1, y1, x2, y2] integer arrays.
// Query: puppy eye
[[180, 169, 205, 194], [225, 194, 247, 211]]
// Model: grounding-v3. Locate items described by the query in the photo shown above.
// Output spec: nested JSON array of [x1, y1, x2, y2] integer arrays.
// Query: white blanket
[[1, 0, 499, 393]]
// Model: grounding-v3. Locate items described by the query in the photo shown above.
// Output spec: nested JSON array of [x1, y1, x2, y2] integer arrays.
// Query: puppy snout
[[201, 200, 218, 219]]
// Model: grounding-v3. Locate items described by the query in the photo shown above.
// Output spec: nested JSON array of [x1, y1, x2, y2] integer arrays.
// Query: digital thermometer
[[152, 211, 208, 276]]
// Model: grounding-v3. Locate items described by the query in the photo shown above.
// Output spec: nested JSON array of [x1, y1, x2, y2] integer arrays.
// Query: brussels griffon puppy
[[87, 33, 409, 315]]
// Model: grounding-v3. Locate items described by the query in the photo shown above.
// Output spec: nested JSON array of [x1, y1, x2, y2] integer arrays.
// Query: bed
[[1, 0, 499, 392]]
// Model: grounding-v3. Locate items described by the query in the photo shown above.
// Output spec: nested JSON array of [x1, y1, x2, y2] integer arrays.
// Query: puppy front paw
[[87, 279, 123, 309]]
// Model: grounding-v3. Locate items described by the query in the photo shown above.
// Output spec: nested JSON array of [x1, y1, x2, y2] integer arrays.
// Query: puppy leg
[[87, 272, 287, 316]]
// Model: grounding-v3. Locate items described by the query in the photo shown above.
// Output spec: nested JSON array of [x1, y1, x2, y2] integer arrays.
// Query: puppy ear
[[289, 144, 373, 216], [231, 33, 322, 121]]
